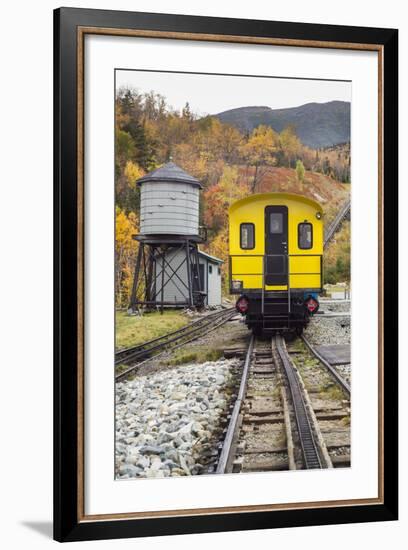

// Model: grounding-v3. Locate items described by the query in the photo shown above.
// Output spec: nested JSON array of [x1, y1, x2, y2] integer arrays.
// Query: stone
[[170, 391, 187, 400], [125, 455, 138, 465], [136, 456, 150, 469], [139, 445, 166, 455], [179, 454, 191, 475], [150, 457, 163, 471], [115, 357, 240, 479], [119, 464, 141, 477]]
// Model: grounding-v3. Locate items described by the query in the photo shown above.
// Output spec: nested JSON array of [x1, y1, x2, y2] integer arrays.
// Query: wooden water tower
[[129, 162, 206, 311]]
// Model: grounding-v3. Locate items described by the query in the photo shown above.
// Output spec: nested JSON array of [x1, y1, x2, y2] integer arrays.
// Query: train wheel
[[252, 326, 263, 338]]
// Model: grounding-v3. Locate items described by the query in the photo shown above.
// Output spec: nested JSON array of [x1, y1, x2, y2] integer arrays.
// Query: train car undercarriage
[[235, 291, 319, 335]]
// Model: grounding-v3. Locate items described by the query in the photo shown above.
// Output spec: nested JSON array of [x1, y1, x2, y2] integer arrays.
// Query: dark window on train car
[[298, 223, 313, 249], [218, 267, 221, 275], [269, 213, 283, 234], [240, 223, 255, 249], [209, 265, 212, 274]]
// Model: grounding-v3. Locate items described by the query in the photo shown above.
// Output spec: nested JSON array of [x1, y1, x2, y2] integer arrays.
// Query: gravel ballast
[[115, 358, 240, 479], [304, 313, 351, 383], [304, 315, 350, 346]]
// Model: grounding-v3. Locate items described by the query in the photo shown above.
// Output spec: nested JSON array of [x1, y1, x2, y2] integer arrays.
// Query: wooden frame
[[54, 7, 398, 542]]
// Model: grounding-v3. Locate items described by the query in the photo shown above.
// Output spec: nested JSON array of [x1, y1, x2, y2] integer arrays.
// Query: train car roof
[[229, 192, 323, 214]]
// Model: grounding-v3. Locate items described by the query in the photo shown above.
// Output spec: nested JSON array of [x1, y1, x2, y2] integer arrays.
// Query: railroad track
[[216, 334, 331, 474], [115, 307, 236, 382], [324, 199, 351, 248], [301, 334, 350, 396], [274, 335, 322, 469]]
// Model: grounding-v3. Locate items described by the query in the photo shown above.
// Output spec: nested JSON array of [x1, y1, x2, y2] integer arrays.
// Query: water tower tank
[[138, 162, 202, 236]]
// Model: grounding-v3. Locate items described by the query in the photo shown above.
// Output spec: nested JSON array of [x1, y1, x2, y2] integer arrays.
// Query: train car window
[[218, 267, 221, 275], [298, 222, 313, 249], [270, 213, 283, 234], [240, 223, 255, 249], [209, 265, 213, 274]]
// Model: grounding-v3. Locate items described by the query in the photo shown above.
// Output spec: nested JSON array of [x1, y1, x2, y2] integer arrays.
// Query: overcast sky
[[116, 69, 351, 116]]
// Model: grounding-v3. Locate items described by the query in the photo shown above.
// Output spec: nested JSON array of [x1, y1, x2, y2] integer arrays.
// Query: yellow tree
[[124, 160, 144, 190], [203, 166, 250, 231], [115, 207, 139, 307], [240, 125, 279, 192], [172, 142, 203, 178], [212, 121, 243, 164], [279, 125, 302, 168]]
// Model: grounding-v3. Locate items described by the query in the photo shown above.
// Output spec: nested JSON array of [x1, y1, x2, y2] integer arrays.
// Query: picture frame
[[54, 7, 398, 542]]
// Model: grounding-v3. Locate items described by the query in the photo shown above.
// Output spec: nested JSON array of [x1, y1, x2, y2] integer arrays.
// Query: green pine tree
[[296, 159, 305, 183]]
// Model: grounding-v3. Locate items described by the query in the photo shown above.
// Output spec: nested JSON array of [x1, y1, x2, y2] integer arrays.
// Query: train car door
[[264, 205, 288, 286]]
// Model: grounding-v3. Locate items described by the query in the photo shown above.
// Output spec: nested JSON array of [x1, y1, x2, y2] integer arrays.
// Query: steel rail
[[274, 334, 322, 469], [300, 334, 351, 396], [115, 309, 236, 383], [216, 335, 254, 474], [324, 199, 351, 248], [115, 307, 234, 366], [319, 299, 351, 304], [116, 307, 233, 363], [315, 312, 351, 318]]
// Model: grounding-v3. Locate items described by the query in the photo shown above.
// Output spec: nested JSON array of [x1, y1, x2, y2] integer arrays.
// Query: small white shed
[[155, 249, 223, 307], [197, 251, 223, 307]]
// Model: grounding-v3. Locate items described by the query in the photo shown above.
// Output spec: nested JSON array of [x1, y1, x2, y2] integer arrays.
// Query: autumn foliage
[[115, 87, 350, 306]]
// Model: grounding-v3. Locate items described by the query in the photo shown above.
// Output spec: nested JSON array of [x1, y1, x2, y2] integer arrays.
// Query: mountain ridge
[[214, 100, 350, 149]]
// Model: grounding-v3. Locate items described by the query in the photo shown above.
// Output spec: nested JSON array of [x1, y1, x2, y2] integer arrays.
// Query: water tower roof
[[137, 162, 203, 188]]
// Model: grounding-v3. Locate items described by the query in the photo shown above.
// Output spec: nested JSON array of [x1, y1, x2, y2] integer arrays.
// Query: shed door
[[265, 206, 288, 286], [192, 263, 205, 292]]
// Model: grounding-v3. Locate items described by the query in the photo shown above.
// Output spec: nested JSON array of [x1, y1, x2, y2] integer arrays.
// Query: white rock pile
[[115, 359, 239, 479]]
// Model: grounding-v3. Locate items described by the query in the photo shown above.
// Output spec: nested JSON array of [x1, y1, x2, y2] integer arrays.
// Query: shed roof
[[198, 250, 224, 264], [137, 162, 203, 188]]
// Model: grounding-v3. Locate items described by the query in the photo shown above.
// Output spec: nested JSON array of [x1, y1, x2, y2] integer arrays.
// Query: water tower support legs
[[185, 241, 193, 308], [192, 246, 203, 306], [129, 244, 143, 311], [129, 238, 204, 310], [145, 246, 154, 304]]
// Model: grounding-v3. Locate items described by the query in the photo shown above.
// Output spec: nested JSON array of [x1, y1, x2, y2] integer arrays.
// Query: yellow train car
[[229, 193, 323, 334]]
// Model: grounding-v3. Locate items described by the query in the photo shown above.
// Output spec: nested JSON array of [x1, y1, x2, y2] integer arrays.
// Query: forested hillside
[[216, 101, 351, 149], [115, 88, 350, 307]]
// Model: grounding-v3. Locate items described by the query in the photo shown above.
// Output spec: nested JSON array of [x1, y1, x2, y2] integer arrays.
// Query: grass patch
[[115, 363, 129, 374], [270, 386, 282, 400], [167, 346, 224, 366], [303, 358, 320, 368], [115, 309, 188, 350], [318, 383, 345, 402], [169, 350, 199, 365]]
